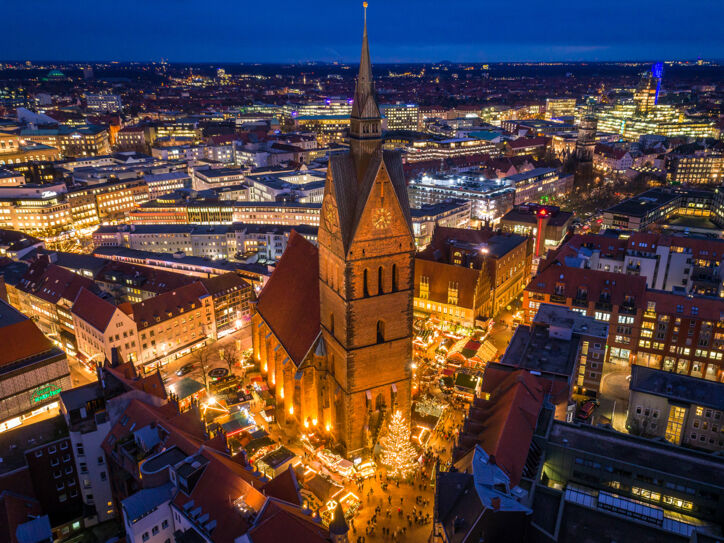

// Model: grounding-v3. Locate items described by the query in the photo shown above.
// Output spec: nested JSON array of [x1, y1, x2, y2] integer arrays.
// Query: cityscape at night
[[0, 2, 723, 542]]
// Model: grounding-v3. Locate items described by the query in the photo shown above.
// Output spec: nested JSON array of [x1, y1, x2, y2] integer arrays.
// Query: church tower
[[317, 2, 415, 455]]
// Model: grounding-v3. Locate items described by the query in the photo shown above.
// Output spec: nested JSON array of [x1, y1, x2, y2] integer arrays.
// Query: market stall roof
[[245, 436, 276, 455], [173, 377, 205, 400], [220, 410, 255, 435], [304, 473, 343, 502]]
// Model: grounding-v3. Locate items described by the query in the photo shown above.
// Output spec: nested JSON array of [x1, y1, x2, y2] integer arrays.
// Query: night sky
[[2, 0, 722, 63]]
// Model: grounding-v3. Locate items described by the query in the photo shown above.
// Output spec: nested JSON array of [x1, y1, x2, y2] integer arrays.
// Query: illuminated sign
[[31, 384, 62, 403]]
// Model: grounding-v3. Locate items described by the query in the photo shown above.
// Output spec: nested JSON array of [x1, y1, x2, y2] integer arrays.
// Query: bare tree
[[192, 342, 213, 389], [221, 344, 238, 374]]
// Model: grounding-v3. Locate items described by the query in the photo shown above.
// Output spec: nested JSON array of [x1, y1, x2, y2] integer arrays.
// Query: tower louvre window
[[378, 266, 384, 295], [392, 264, 398, 292], [376, 320, 385, 343]]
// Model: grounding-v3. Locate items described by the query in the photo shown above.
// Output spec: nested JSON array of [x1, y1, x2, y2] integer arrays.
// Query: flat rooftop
[[533, 304, 609, 339], [500, 323, 579, 377], [605, 189, 680, 218], [549, 421, 724, 488], [629, 365, 724, 411]]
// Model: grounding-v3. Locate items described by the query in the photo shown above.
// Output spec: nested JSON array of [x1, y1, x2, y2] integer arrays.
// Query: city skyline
[[1, 0, 723, 63]]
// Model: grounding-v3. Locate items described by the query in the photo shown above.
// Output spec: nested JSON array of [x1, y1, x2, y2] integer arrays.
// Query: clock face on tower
[[373, 207, 392, 229]]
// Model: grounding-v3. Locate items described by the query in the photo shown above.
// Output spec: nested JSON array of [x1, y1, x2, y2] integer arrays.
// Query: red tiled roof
[[0, 317, 56, 369], [246, 498, 330, 543], [99, 260, 195, 295], [414, 258, 480, 310], [71, 287, 118, 332], [644, 290, 724, 321], [260, 466, 301, 506], [172, 446, 268, 543], [508, 136, 548, 149], [454, 368, 549, 486], [255, 231, 320, 366], [104, 362, 168, 400], [527, 263, 647, 306], [128, 281, 209, 330], [18, 259, 97, 304]]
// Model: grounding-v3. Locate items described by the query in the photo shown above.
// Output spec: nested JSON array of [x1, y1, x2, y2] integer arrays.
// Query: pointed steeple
[[349, 1, 382, 182], [352, 2, 379, 119]]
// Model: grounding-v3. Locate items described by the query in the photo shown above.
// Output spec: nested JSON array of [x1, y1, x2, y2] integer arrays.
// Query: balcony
[[572, 298, 588, 308], [595, 301, 613, 311], [550, 294, 567, 304]]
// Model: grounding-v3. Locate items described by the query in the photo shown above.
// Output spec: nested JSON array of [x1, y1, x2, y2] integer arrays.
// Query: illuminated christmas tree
[[379, 410, 418, 479]]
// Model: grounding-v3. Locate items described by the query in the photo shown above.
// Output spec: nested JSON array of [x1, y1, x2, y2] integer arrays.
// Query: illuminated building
[[143, 171, 192, 200], [410, 199, 471, 249], [503, 167, 573, 205], [524, 237, 724, 381], [593, 144, 633, 174], [381, 103, 421, 131], [404, 137, 498, 163], [627, 365, 723, 451], [20, 125, 111, 157], [0, 131, 61, 165], [596, 103, 718, 141], [545, 97, 577, 120], [115, 125, 156, 152], [72, 288, 140, 366], [499, 203, 573, 253], [253, 6, 414, 455], [501, 303, 609, 394], [85, 93, 122, 114], [128, 200, 320, 227], [601, 186, 723, 231], [129, 281, 215, 368], [192, 166, 246, 190], [665, 149, 723, 185], [414, 226, 532, 325], [0, 191, 72, 235], [292, 115, 350, 146], [68, 178, 150, 221], [0, 299, 70, 433], [633, 63, 662, 117], [13, 258, 100, 355], [407, 173, 515, 223], [200, 273, 252, 335]]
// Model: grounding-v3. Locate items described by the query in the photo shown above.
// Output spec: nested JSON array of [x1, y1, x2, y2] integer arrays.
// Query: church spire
[[349, 1, 382, 182]]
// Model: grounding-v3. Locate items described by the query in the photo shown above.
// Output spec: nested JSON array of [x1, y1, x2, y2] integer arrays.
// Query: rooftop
[[122, 482, 175, 524], [629, 365, 724, 412], [548, 421, 724, 488]]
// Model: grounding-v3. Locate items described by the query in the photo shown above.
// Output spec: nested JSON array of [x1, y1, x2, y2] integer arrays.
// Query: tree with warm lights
[[379, 410, 418, 479]]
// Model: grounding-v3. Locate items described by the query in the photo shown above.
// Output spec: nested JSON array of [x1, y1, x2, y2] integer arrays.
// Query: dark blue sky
[[3, 0, 722, 62]]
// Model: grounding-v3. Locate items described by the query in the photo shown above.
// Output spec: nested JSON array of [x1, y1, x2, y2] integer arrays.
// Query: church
[[251, 5, 415, 456]]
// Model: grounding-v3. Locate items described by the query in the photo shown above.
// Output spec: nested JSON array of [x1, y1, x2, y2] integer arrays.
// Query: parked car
[[176, 363, 195, 376], [576, 399, 600, 420]]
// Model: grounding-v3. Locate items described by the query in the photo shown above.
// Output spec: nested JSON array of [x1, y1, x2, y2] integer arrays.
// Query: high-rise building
[[382, 103, 421, 131], [634, 63, 662, 117], [545, 98, 577, 120], [574, 112, 597, 188]]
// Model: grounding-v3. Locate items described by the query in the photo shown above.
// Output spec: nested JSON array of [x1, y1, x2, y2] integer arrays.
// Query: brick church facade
[[251, 7, 414, 455]]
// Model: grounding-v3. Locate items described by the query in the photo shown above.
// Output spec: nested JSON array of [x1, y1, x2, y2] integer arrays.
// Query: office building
[[86, 93, 122, 114], [503, 167, 574, 205], [20, 125, 111, 157], [382, 103, 421, 131], [408, 173, 516, 223], [545, 98, 577, 120], [410, 199, 471, 249]]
